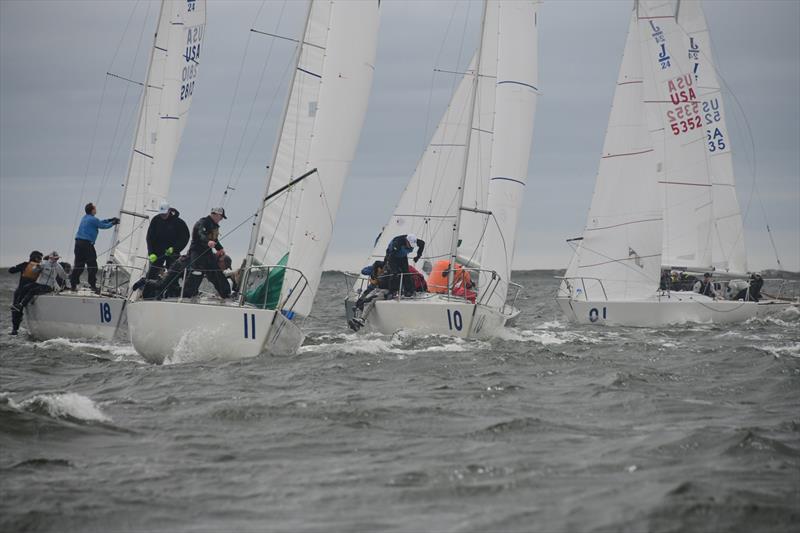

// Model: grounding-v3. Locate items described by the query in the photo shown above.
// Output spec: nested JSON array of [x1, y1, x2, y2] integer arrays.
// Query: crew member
[[8, 250, 43, 335], [145, 201, 190, 280], [182, 207, 231, 299], [693, 272, 716, 298], [384, 233, 425, 297], [17, 251, 68, 309], [69, 203, 119, 292]]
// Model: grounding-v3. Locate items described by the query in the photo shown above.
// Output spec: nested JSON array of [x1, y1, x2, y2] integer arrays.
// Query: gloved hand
[[148, 253, 158, 263], [413, 255, 421, 263], [165, 247, 174, 256], [111, 217, 121, 225]]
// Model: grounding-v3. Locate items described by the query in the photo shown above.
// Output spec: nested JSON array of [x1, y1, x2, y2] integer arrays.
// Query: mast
[[447, 0, 488, 295], [243, 0, 315, 275], [108, 0, 168, 265]]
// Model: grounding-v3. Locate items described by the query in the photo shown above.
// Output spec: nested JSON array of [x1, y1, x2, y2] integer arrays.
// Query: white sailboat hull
[[24, 292, 127, 341], [346, 294, 510, 339], [556, 292, 795, 327], [127, 300, 303, 364]]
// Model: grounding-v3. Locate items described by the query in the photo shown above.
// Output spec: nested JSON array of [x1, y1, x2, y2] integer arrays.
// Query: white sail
[[563, 9, 662, 301], [638, 0, 713, 271], [361, 2, 500, 274], [677, 0, 747, 274], [479, 0, 539, 310], [111, 0, 206, 274], [251, 0, 381, 318]]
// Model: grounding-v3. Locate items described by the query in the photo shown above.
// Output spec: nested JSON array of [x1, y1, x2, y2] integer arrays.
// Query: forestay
[[250, 0, 381, 318], [563, 9, 662, 301], [110, 0, 206, 275]]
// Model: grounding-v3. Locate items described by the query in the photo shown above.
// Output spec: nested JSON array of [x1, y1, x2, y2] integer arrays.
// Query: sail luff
[[477, 0, 539, 310]]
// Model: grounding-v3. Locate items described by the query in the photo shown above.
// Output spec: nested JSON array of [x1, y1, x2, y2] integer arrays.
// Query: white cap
[[158, 201, 170, 215], [407, 233, 417, 246]]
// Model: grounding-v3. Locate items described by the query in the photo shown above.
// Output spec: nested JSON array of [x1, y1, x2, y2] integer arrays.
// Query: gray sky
[[1, 0, 798, 272]]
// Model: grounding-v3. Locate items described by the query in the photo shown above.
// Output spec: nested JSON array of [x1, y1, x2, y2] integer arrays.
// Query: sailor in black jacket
[[182, 207, 231, 299], [8, 250, 43, 335], [145, 202, 190, 279]]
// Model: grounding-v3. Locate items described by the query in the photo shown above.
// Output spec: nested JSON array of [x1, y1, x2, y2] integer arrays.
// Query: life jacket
[[22, 262, 40, 281], [428, 260, 469, 294]]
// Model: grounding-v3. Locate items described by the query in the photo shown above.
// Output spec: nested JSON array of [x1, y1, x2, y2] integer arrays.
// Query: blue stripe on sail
[[497, 80, 539, 92], [134, 149, 153, 159], [491, 176, 526, 186], [297, 67, 321, 79], [251, 314, 256, 340], [155, 46, 168, 52], [161, 116, 180, 120], [243, 313, 248, 338]]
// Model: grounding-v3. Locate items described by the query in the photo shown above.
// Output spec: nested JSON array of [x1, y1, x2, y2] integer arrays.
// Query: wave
[[1, 391, 111, 424], [300, 330, 486, 356], [33, 338, 141, 362]]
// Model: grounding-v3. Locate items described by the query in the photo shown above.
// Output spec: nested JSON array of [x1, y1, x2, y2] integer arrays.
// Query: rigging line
[[98, 0, 152, 205], [573, 240, 660, 285], [71, 0, 142, 248], [415, 2, 472, 217], [220, 0, 289, 207], [226, 49, 296, 204], [205, 1, 266, 213]]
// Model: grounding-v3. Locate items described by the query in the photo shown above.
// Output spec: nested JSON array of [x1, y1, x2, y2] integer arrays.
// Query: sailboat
[[25, 0, 206, 341], [344, 0, 539, 338], [127, 0, 381, 363], [555, 0, 796, 326]]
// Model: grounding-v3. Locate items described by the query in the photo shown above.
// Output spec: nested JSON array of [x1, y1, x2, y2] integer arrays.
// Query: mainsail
[[676, 0, 747, 274], [639, 0, 714, 271], [563, 8, 662, 301], [110, 0, 206, 275], [248, 0, 381, 318]]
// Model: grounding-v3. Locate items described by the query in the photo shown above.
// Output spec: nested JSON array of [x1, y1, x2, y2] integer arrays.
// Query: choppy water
[[1, 271, 799, 532]]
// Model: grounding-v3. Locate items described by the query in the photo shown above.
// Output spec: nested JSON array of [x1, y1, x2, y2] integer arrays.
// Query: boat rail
[[99, 263, 147, 297], [556, 276, 799, 303], [343, 267, 522, 315], [238, 264, 310, 316], [555, 276, 609, 301]]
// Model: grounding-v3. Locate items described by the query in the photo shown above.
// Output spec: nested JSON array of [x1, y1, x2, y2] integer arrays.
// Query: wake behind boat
[[22, 0, 206, 341], [128, 0, 381, 364], [555, 0, 798, 326]]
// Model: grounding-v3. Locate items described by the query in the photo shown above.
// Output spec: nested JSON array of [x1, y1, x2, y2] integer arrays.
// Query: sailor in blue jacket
[[69, 203, 119, 291]]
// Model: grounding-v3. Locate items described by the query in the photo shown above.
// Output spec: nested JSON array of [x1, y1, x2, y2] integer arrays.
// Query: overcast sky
[[1, 0, 798, 272]]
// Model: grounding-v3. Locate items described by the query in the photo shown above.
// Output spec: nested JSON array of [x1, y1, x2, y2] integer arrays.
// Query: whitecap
[[19, 392, 111, 422]]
